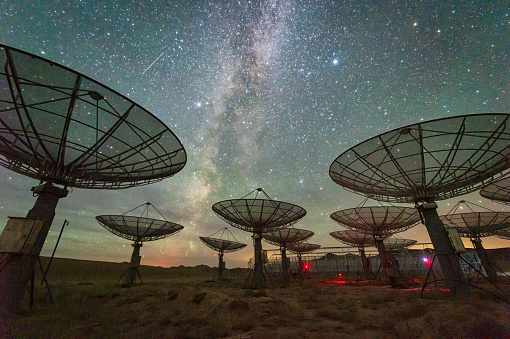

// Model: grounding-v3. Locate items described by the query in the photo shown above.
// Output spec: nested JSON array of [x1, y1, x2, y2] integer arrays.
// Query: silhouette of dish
[[0, 44, 187, 314], [212, 189, 306, 288], [480, 176, 510, 205], [330, 114, 510, 203], [0, 44, 186, 189]]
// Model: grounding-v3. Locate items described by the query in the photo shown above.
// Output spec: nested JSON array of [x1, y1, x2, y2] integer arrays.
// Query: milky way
[[0, 1, 509, 267]]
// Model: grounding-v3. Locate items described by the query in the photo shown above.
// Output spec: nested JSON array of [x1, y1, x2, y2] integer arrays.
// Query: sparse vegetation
[[1, 257, 509, 338]]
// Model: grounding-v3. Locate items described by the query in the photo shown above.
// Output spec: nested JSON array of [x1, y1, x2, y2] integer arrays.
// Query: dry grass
[[1, 258, 509, 338]]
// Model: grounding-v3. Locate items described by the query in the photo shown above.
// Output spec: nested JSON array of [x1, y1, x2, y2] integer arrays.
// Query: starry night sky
[[0, 1, 509, 268]]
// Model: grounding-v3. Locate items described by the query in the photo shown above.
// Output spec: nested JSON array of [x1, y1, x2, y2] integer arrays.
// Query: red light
[[304, 264, 309, 270]]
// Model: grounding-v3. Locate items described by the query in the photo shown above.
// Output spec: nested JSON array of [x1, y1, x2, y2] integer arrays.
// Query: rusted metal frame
[[55, 74, 82, 178], [349, 145, 408, 192], [0, 94, 70, 114], [269, 202, 296, 227], [90, 130, 174, 178], [68, 103, 135, 170], [76, 126, 163, 175], [442, 116, 510, 185], [426, 120, 467, 187], [4, 50, 52, 169], [117, 216, 133, 239], [377, 134, 418, 192], [0, 120, 35, 157], [228, 202, 252, 231], [122, 146, 184, 175]]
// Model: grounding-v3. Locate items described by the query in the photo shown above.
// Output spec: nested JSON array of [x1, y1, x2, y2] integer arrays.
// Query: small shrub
[[192, 291, 206, 304], [167, 290, 179, 300]]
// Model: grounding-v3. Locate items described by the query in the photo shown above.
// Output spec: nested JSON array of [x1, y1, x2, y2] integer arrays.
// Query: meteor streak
[[142, 51, 165, 75]]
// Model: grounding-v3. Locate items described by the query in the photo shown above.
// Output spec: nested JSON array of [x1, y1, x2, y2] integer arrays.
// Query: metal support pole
[[374, 235, 395, 284], [218, 252, 224, 281], [359, 247, 374, 280], [0, 183, 67, 315], [472, 239, 497, 284], [124, 242, 142, 287], [42, 219, 69, 283], [419, 202, 463, 292], [253, 233, 264, 289], [281, 247, 289, 281]]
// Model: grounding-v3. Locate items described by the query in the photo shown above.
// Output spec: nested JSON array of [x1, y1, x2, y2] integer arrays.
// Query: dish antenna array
[[212, 188, 306, 289], [96, 202, 183, 286], [330, 229, 380, 280], [262, 228, 314, 281], [330, 206, 420, 285], [0, 45, 186, 313], [383, 238, 417, 251], [329, 114, 510, 291], [199, 228, 247, 281], [440, 201, 510, 284]]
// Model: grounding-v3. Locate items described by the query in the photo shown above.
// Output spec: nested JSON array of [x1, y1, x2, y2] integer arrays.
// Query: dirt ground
[[1, 258, 509, 338]]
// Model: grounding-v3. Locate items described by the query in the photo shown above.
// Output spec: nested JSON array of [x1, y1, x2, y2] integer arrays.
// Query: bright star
[[332, 59, 338, 65]]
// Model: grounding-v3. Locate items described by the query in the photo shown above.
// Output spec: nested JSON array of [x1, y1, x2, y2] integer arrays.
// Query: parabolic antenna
[[0, 45, 187, 188], [329, 114, 510, 290], [212, 188, 306, 288], [330, 206, 419, 235], [331, 206, 419, 284], [287, 242, 321, 277], [480, 176, 510, 205], [330, 230, 378, 280], [383, 238, 417, 251], [287, 242, 321, 254], [96, 203, 183, 286], [199, 228, 247, 281], [263, 228, 314, 281], [0, 45, 187, 314], [441, 211, 510, 283]]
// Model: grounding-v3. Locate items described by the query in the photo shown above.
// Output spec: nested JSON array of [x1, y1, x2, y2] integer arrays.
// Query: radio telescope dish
[[329, 114, 510, 291], [212, 188, 306, 288], [199, 228, 247, 281], [441, 211, 510, 283], [287, 242, 320, 277], [480, 176, 510, 205], [330, 206, 419, 236], [287, 242, 321, 254], [96, 203, 183, 286], [330, 230, 379, 280], [383, 238, 417, 251], [331, 206, 419, 284], [263, 228, 314, 281], [0, 45, 187, 314]]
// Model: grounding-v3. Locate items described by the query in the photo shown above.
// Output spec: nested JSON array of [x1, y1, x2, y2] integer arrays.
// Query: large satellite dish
[[441, 211, 510, 284], [329, 113, 510, 291], [199, 228, 247, 281], [263, 228, 314, 281], [331, 206, 420, 285], [212, 188, 306, 288], [96, 203, 183, 286], [0, 44, 186, 314], [480, 176, 510, 205], [330, 230, 379, 280]]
